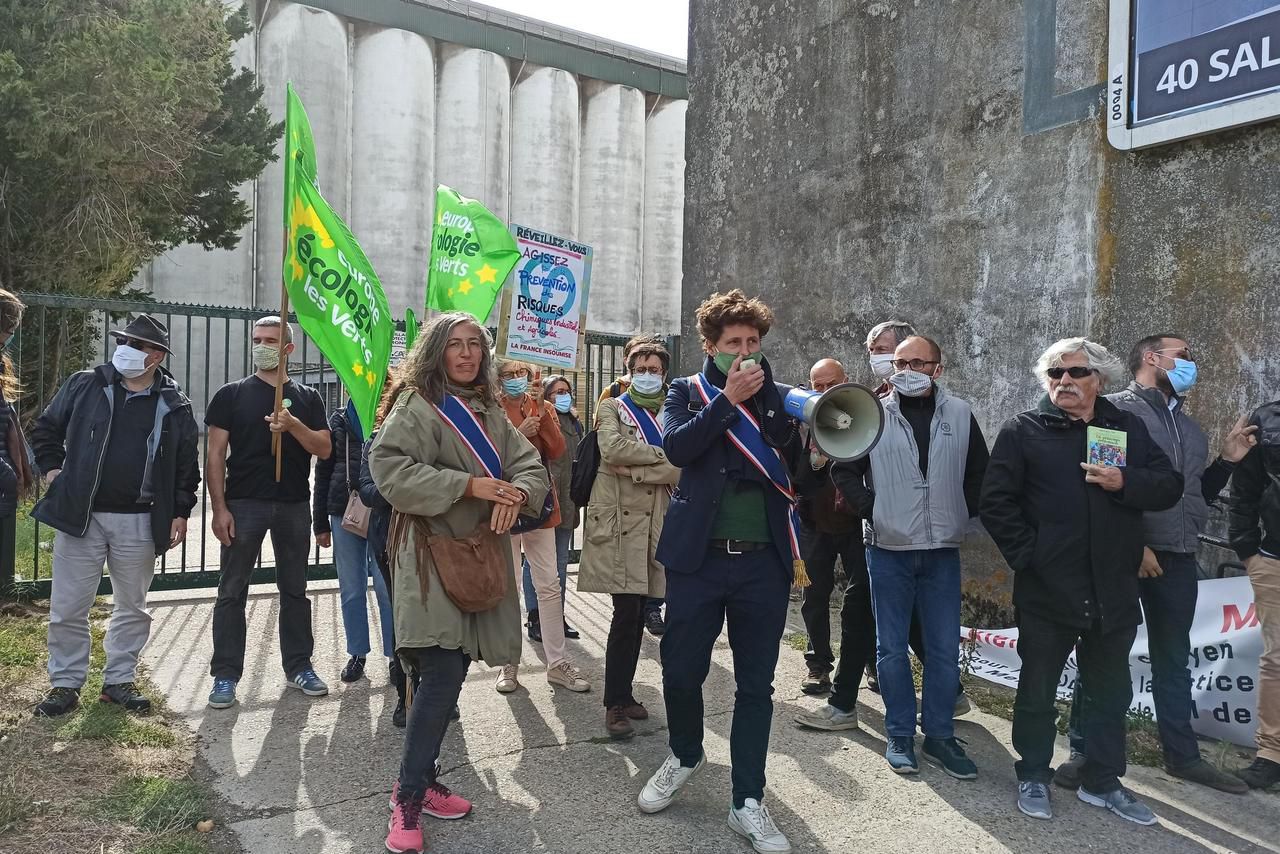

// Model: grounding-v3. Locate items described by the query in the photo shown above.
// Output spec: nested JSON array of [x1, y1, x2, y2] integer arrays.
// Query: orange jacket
[[501, 394, 564, 528]]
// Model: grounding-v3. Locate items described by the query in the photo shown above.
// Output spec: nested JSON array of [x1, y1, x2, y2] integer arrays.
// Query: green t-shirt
[[711, 479, 773, 543]]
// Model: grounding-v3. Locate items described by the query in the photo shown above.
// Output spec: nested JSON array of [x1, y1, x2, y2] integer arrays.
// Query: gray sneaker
[[1017, 781, 1052, 820], [794, 703, 859, 731], [1077, 785, 1157, 826]]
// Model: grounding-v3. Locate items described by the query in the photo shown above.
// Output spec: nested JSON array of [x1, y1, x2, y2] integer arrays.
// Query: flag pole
[[273, 287, 288, 483]]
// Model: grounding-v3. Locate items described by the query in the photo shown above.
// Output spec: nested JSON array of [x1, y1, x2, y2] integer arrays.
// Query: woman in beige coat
[[578, 341, 680, 738], [372, 313, 548, 853]]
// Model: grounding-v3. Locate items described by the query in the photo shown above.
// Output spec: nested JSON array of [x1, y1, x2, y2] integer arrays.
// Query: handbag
[[341, 491, 371, 537], [424, 523, 509, 612]]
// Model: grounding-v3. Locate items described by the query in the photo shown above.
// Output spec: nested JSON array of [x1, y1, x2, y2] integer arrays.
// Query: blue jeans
[[523, 527, 571, 613], [330, 515, 393, 658], [866, 545, 961, 740]]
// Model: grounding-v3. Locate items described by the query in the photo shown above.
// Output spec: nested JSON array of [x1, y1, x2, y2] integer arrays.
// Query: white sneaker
[[495, 664, 520, 694], [546, 661, 591, 692], [638, 752, 704, 814], [729, 798, 792, 853]]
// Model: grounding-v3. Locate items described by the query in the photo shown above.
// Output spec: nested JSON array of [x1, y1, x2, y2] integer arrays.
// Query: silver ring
[[497, 488, 505, 495]]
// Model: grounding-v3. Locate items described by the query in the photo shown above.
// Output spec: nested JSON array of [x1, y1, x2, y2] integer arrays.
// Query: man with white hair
[[981, 337, 1182, 825]]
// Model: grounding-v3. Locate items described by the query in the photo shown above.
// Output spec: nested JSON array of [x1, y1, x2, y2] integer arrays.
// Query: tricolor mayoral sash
[[691, 373, 810, 587], [432, 393, 502, 478], [618, 393, 664, 447]]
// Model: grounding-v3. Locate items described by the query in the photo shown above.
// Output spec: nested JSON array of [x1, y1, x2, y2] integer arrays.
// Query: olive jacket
[[577, 396, 680, 597], [368, 388, 549, 665]]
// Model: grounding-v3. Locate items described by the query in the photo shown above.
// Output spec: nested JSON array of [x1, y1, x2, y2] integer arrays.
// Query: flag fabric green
[[283, 86, 391, 437], [426, 185, 521, 321], [404, 307, 419, 352]]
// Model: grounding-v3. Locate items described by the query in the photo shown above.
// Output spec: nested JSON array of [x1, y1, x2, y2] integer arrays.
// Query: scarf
[[625, 385, 664, 412]]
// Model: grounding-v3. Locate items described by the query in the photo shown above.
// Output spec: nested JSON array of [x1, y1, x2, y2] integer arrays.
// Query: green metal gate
[[3, 293, 676, 596]]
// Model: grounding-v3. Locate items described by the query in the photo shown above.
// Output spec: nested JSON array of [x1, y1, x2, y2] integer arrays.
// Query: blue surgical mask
[[553, 393, 572, 413], [502, 376, 529, 397], [630, 372, 664, 395], [1162, 357, 1197, 394]]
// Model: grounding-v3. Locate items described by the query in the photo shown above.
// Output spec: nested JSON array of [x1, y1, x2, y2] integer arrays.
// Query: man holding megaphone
[[637, 289, 802, 854]]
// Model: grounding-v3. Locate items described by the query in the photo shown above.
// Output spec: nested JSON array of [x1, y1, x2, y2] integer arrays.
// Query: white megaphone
[[783, 383, 885, 461]]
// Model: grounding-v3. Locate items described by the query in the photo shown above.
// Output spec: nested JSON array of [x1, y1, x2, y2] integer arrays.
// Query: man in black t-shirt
[[204, 316, 331, 710]]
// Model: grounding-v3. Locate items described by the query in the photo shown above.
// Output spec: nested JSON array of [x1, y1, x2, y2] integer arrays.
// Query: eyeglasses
[[498, 370, 527, 380], [1046, 366, 1096, 380], [890, 358, 939, 372], [115, 336, 162, 354], [631, 367, 664, 376]]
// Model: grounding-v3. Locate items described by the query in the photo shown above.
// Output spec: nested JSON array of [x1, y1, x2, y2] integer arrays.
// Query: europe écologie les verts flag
[[282, 83, 392, 437], [426, 185, 521, 321]]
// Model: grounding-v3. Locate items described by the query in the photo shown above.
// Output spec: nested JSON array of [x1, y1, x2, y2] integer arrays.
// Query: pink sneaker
[[422, 782, 472, 820], [385, 791, 424, 853]]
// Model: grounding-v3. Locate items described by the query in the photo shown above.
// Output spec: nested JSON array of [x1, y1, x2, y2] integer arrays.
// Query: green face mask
[[713, 350, 763, 374]]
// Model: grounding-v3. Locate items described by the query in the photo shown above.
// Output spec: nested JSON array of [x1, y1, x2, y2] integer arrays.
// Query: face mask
[[112, 344, 150, 379], [888, 368, 933, 398], [869, 353, 896, 379], [502, 376, 529, 397], [252, 343, 281, 372], [1159, 357, 1198, 394], [553, 393, 573, 413], [631, 372, 664, 395], [713, 350, 763, 375]]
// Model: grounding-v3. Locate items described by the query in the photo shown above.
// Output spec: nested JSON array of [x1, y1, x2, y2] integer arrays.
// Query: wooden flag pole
[[272, 284, 290, 481]]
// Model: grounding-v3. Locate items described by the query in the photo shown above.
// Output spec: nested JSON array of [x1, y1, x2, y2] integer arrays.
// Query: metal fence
[[3, 292, 676, 596]]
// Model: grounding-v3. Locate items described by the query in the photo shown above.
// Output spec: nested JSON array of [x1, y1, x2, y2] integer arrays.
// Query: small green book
[[1087, 426, 1127, 467]]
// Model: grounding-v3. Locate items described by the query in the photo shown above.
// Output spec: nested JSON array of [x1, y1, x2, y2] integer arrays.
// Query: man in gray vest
[[829, 335, 989, 777], [1055, 333, 1257, 795]]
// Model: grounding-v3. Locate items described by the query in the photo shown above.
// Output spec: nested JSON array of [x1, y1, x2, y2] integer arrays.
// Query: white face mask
[[888, 369, 933, 397], [253, 343, 282, 372], [630, 372, 664, 395], [869, 353, 896, 379], [111, 344, 150, 379]]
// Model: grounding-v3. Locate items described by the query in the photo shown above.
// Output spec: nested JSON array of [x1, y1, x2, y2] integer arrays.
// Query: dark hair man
[[1054, 334, 1256, 795], [982, 337, 1182, 825], [637, 289, 799, 854], [1228, 395, 1280, 790], [30, 315, 199, 717], [204, 317, 331, 710], [824, 336, 988, 780]]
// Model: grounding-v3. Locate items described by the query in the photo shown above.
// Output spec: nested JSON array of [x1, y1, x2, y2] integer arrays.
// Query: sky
[[472, 0, 690, 59]]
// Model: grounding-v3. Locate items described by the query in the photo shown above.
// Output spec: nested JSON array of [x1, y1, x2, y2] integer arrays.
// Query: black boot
[[526, 610, 542, 643], [390, 657, 407, 729]]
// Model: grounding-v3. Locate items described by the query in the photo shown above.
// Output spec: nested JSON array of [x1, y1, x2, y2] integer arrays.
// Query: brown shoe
[[606, 706, 635, 739], [622, 701, 649, 721]]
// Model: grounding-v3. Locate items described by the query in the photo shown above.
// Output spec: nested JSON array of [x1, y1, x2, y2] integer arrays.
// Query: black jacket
[[30, 364, 200, 552], [980, 395, 1183, 632], [313, 408, 362, 534], [357, 433, 392, 583], [1228, 399, 1280, 561]]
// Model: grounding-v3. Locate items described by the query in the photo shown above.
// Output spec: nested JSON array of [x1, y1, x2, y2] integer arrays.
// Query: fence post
[[0, 512, 15, 598]]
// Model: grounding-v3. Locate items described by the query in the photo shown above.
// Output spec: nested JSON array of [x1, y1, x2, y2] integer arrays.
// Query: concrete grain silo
[[641, 99, 687, 335], [256, 0, 350, 309], [579, 81, 646, 334], [509, 65, 580, 238], [349, 26, 435, 317], [435, 45, 510, 222]]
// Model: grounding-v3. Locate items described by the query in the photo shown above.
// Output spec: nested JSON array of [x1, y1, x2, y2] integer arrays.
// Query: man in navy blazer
[[637, 289, 801, 854]]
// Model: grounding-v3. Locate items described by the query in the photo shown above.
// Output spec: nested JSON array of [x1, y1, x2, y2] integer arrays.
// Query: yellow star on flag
[[458, 279, 474, 295], [476, 264, 498, 285], [352, 362, 364, 377], [365, 371, 376, 387]]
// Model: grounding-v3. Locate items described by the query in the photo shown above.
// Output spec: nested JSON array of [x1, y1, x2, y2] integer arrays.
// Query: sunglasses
[[1046, 366, 1096, 380], [115, 336, 162, 354]]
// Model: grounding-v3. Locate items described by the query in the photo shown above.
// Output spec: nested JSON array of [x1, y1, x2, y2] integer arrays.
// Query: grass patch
[[13, 500, 54, 583], [0, 604, 228, 854], [783, 632, 809, 653], [98, 776, 206, 834]]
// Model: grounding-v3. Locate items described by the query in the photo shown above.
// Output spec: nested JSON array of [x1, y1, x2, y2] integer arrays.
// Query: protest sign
[[496, 225, 593, 371], [961, 576, 1261, 747]]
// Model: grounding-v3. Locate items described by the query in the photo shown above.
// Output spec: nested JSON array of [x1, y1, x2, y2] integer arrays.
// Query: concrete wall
[[140, 0, 688, 338], [684, 0, 1280, 600]]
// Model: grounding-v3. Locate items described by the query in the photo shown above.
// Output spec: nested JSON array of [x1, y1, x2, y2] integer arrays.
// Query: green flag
[[404, 307, 419, 352], [426, 185, 520, 321], [284, 87, 391, 437]]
